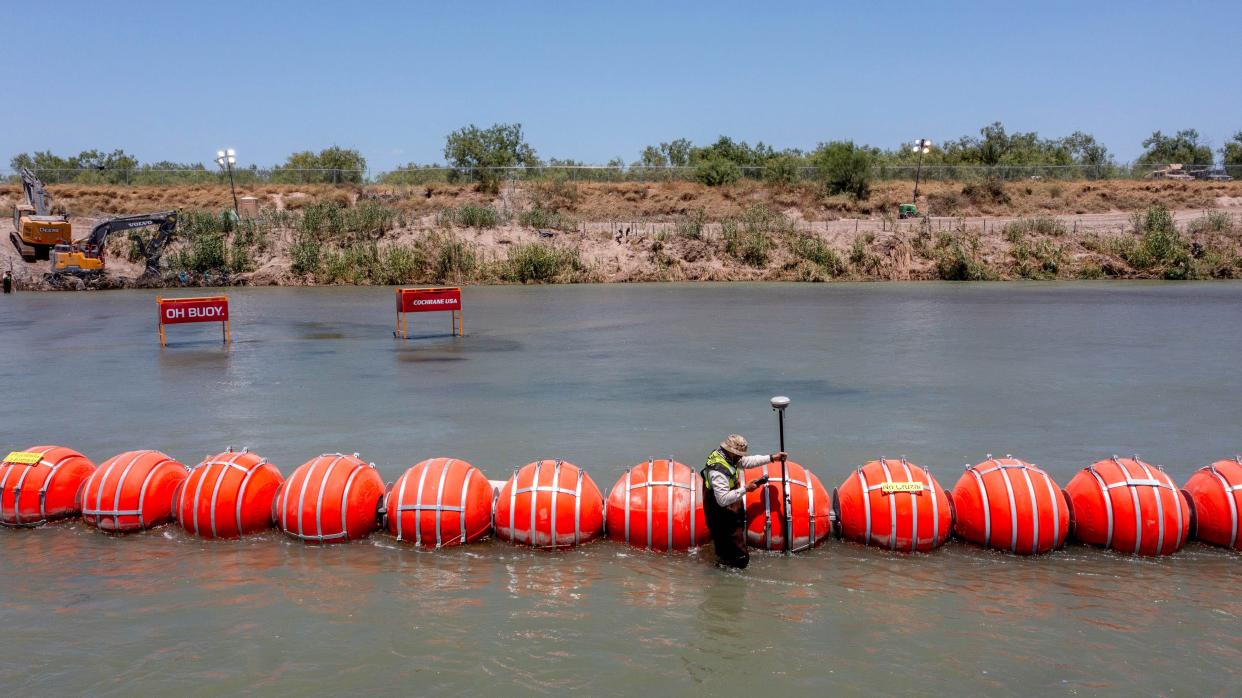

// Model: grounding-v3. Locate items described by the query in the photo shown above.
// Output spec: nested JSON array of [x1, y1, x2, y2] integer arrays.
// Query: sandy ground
[[3, 182, 1241, 289]]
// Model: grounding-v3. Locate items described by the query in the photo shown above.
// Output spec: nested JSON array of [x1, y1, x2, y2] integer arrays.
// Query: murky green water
[[1, 283, 1239, 694]]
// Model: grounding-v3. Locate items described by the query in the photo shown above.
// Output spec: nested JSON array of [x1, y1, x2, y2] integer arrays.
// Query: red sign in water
[[158, 296, 229, 324], [394, 287, 463, 338], [395, 287, 462, 313], [156, 295, 231, 346]]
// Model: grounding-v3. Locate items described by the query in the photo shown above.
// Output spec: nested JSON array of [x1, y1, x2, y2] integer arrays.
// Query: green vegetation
[[165, 209, 256, 275], [934, 230, 995, 281], [1117, 205, 1193, 279], [721, 206, 792, 267], [503, 242, 584, 282], [273, 146, 367, 184], [1002, 216, 1067, 238], [437, 204, 503, 228], [813, 141, 877, 199], [694, 158, 742, 186], [1138, 130, 1213, 166], [518, 206, 577, 231], [790, 233, 844, 277], [441, 122, 539, 193]]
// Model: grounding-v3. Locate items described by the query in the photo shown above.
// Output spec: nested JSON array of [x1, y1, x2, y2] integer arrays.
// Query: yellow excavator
[[49, 210, 178, 278], [11, 168, 72, 261]]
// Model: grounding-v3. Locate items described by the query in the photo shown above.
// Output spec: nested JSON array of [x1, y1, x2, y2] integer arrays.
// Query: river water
[[1, 283, 1239, 695]]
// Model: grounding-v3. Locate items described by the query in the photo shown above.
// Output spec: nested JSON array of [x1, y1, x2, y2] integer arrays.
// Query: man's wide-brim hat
[[720, 434, 749, 457]]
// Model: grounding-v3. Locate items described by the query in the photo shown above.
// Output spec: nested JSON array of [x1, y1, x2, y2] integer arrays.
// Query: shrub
[[1003, 216, 1068, 239], [378, 244, 424, 285], [519, 206, 577, 231], [444, 122, 539, 193], [434, 235, 477, 281], [962, 180, 1010, 205], [674, 209, 708, 239], [1186, 211, 1235, 236], [694, 157, 742, 186], [791, 234, 844, 276], [935, 231, 994, 280], [1010, 233, 1064, 279], [721, 206, 789, 267], [504, 242, 583, 282], [290, 236, 322, 276], [763, 156, 801, 187], [812, 141, 876, 199], [438, 204, 502, 229], [849, 234, 880, 274], [1124, 205, 1192, 279]]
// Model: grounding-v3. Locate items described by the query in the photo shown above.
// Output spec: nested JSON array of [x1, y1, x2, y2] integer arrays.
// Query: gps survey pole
[[771, 395, 792, 554]]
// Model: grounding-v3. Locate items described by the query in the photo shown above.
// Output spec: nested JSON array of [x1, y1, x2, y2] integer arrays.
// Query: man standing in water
[[702, 434, 785, 569], [3, 269, 12, 294]]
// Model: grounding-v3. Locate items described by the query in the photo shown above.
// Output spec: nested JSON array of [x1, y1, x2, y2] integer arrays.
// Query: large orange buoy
[[81, 450, 189, 532], [175, 448, 283, 539], [384, 458, 493, 547], [0, 446, 97, 527], [495, 460, 604, 549], [742, 460, 832, 552], [952, 456, 1069, 555], [834, 458, 952, 552], [606, 459, 707, 552], [1182, 457, 1242, 551], [275, 453, 384, 543], [1065, 456, 1189, 556]]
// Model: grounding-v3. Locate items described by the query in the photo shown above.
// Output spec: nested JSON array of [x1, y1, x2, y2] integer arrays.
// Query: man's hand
[[746, 474, 770, 492], [770, 452, 788, 462]]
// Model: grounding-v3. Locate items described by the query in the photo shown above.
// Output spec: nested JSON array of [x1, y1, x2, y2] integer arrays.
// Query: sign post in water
[[156, 295, 230, 347], [394, 287, 463, 339]]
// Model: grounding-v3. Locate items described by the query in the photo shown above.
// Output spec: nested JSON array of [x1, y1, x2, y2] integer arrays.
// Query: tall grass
[[437, 204, 503, 228], [503, 242, 584, 282]]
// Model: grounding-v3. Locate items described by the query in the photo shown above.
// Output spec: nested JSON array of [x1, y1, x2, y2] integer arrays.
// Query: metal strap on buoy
[[1088, 456, 1180, 554], [859, 457, 935, 551], [83, 451, 179, 529], [1206, 458, 1241, 548], [0, 446, 65, 527], [762, 465, 813, 551], [510, 459, 582, 547], [185, 448, 251, 538], [966, 456, 1055, 554], [622, 458, 696, 549], [392, 459, 470, 547], [283, 453, 353, 542]]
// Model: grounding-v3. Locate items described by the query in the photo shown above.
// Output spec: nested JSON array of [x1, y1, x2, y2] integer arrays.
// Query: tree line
[[8, 123, 1242, 196]]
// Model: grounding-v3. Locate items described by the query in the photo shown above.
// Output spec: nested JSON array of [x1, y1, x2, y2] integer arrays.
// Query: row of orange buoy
[[1, 446, 1240, 556]]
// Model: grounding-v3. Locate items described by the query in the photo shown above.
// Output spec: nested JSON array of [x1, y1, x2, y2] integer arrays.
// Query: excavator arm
[[51, 210, 179, 276], [19, 168, 50, 215], [83, 210, 178, 250]]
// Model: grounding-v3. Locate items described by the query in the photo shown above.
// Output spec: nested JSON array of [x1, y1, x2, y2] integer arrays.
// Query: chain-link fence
[[1, 164, 1238, 187]]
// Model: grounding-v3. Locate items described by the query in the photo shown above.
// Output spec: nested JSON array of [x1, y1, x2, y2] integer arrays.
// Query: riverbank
[[3, 180, 1241, 289]]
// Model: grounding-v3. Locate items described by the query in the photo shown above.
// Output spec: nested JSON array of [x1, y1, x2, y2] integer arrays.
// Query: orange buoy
[[1181, 457, 1242, 551], [81, 450, 189, 532], [834, 458, 952, 552], [384, 458, 493, 547], [606, 459, 708, 552], [742, 460, 832, 552], [0, 446, 96, 527], [951, 456, 1069, 555], [275, 453, 384, 543], [494, 460, 604, 549], [1065, 456, 1188, 556], [175, 449, 283, 539]]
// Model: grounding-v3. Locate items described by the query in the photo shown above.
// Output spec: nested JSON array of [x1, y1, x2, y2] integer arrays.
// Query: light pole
[[911, 138, 932, 202], [215, 148, 238, 214]]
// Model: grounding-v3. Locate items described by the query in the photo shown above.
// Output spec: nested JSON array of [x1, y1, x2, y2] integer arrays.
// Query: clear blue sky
[[8, 1, 1240, 171]]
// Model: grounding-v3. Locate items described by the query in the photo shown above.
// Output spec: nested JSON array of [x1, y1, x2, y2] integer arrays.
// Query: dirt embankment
[[3, 180, 1242, 290]]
